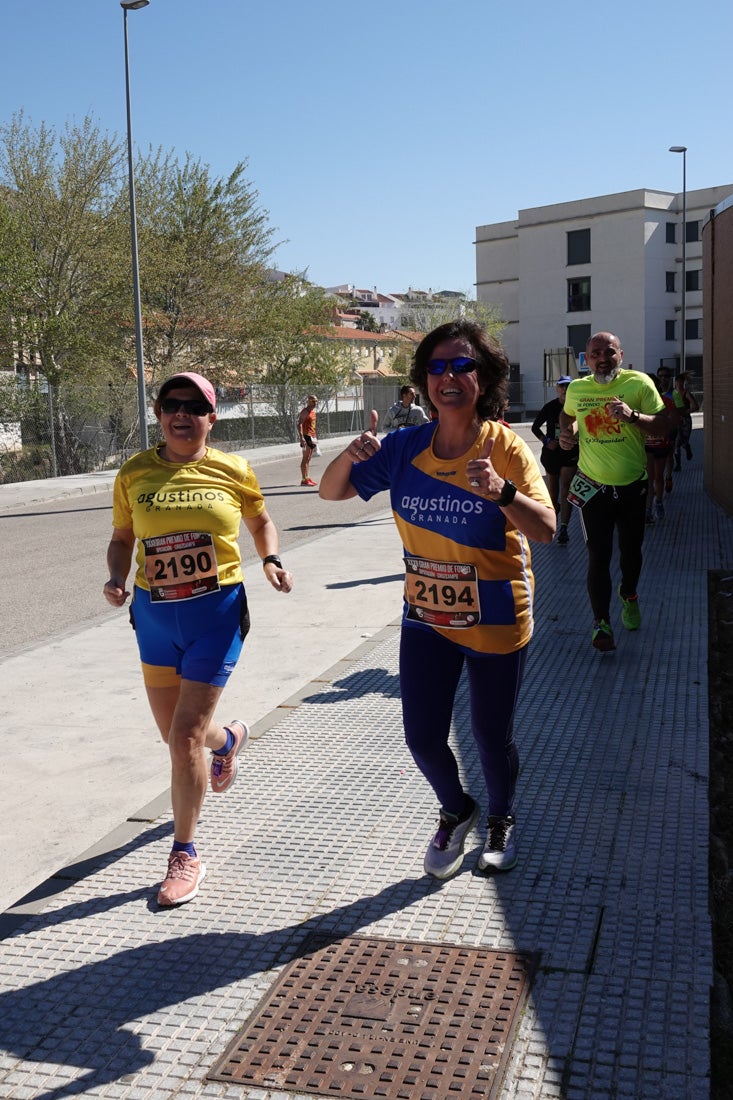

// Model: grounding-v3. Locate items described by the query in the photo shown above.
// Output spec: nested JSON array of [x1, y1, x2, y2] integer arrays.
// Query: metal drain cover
[[208, 935, 537, 1099]]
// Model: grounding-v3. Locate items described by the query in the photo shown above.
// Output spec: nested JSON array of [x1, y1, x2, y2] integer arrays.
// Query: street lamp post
[[122, 0, 150, 450], [669, 145, 687, 377]]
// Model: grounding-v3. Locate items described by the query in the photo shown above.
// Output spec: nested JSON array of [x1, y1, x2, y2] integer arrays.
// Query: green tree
[[0, 111, 128, 384], [0, 112, 132, 473], [250, 276, 353, 440], [355, 309, 379, 332], [133, 149, 277, 387]]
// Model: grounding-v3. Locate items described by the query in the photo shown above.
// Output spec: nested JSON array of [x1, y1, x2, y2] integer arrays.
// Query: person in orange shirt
[[297, 394, 318, 487]]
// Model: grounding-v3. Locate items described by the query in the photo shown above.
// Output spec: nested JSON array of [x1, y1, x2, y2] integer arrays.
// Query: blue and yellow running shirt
[[112, 446, 265, 592], [563, 370, 664, 486], [349, 420, 553, 655]]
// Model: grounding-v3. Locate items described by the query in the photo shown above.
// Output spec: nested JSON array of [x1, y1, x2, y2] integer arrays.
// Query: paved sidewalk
[[0, 433, 404, 912], [1, 424, 730, 1099]]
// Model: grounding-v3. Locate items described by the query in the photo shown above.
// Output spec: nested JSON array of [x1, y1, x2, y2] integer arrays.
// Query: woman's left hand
[[466, 436, 505, 501], [264, 563, 294, 593]]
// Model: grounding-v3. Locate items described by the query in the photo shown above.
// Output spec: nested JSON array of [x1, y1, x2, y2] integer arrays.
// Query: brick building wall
[[702, 197, 733, 516]]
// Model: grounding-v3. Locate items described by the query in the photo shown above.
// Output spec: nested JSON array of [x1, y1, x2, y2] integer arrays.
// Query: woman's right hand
[[346, 410, 381, 463], [103, 580, 130, 608]]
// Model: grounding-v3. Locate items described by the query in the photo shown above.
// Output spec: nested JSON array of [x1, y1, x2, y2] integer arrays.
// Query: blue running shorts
[[130, 583, 250, 688]]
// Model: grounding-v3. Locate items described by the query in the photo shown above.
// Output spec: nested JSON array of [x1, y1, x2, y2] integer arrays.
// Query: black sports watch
[[262, 554, 283, 569], [498, 479, 517, 507]]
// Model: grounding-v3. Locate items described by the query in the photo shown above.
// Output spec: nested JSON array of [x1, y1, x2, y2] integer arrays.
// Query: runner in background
[[383, 385, 430, 432], [297, 394, 319, 487], [644, 371, 679, 523], [531, 376, 579, 545], [672, 372, 700, 469], [559, 333, 669, 652]]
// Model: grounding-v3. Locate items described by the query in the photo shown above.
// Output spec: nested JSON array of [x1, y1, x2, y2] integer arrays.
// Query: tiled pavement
[[1, 428, 731, 1100]]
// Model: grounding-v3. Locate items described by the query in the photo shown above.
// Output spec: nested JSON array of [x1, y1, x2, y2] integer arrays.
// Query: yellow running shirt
[[112, 446, 265, 590]]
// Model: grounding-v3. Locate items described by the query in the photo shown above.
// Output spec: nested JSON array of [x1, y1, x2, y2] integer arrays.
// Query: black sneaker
[[423, 797, 479, 879], [477, 815, 517, 872]]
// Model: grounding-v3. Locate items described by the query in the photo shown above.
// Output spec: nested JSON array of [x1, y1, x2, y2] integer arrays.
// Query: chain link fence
[[0, 375, 407, 484]]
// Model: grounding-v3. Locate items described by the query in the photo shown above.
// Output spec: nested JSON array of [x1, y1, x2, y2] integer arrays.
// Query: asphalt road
[[0, 448, 387, 659]]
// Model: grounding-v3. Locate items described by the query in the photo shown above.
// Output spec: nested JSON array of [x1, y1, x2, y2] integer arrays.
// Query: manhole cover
[[208, 935, 538, 1099]]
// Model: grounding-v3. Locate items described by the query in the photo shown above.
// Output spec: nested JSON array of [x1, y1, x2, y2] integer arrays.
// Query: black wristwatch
[[498, 479, 517, 507], [262, 554, 283, 569]]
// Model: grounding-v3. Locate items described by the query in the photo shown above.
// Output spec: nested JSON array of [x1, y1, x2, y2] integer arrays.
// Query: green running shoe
[[592, 619, 616, 651], [618, 588, 641, 631]]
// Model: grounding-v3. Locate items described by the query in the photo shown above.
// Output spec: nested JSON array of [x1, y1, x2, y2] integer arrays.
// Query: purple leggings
[[399, 626, 527, 818]]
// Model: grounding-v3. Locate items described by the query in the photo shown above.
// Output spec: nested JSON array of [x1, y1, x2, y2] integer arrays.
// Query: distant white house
[[325, 286, 403, 330], [325, 285, 467, 332]]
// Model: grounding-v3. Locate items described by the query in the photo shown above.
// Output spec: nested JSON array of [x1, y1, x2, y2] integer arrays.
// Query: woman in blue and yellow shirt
[[320, 321, 554, 879]]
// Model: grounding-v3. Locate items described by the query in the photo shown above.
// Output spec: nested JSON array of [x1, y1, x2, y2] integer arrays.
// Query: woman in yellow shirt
[[104, 372, 292, 907]]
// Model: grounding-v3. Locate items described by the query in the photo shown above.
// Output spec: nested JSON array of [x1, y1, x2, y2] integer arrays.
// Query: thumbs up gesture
[[466, 433, 506, 501], [347, 409, 381, 463]]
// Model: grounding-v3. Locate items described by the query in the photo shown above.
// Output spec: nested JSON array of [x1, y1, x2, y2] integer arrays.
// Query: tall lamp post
[[122, 0, 150, 449], [669, 145, 687, 377]]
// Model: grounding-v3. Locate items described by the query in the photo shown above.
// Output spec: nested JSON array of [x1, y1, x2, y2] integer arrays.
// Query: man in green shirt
[[559, 332, 670, 651]]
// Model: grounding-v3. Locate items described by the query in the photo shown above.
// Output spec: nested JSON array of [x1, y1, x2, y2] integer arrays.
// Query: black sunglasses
[[160, 397, 213, 416], [426, 356, 477, 376]]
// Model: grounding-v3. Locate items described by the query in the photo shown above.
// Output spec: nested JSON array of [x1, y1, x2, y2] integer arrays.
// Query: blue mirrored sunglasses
[[426, 356, 477, 375]]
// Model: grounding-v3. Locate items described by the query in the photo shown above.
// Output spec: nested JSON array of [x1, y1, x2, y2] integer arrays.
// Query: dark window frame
[[567, 323, 591, 357], [685, 220, 699, 243], [567, 276, 591, 313], [567, 228, 591, 266], [685, 269, 701, 292]]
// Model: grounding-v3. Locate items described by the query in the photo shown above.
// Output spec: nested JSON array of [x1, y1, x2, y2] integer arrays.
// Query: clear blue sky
[[2, 0, 732, 295]]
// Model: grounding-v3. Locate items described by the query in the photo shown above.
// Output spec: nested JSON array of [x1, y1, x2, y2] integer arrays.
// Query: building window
[[567, 324, 591, 357], [567, 277, 591, 312], [686, 269, 701, 292], [666, 222, 676, 244], [665, 320, 676, 341], [685, 220, 699, 243], [685, 318, 701, 340], [567, 228, 590, 265], [666, 272, 676, 293]]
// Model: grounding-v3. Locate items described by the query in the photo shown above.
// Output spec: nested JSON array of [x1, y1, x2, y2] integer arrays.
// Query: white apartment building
[[475, 184, 733, 413]]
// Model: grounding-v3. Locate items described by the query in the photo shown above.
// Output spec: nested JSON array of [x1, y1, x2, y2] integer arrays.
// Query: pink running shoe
[[157, 851, 206, 907], [210, 719, 249, 793]]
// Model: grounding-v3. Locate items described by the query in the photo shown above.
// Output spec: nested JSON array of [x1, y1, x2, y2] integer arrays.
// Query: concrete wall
[[702, 195, 733, 516]]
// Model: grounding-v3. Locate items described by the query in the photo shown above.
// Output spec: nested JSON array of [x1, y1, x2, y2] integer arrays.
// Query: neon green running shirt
[[564, 370, 664, 486]]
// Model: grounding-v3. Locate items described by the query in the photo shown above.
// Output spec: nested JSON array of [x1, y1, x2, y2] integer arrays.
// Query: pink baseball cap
[[158, 372, 216, 411]]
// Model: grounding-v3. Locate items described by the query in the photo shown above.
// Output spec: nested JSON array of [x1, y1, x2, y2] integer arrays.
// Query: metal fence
[[0, 377, 407, 484]]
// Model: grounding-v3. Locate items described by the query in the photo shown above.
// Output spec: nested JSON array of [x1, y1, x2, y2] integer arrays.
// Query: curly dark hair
[[409, 320, 509, 420]]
